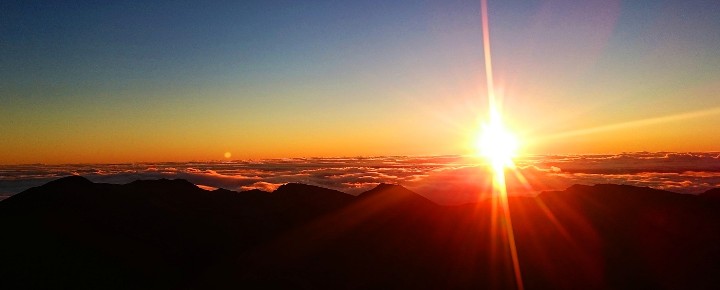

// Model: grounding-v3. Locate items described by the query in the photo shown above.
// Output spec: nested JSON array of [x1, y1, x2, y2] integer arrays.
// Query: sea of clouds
[[2, 152, 720, 204]]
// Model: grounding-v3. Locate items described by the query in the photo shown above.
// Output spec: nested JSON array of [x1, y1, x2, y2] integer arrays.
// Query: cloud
[[2, 153, 719, 204], [240, 182, 281, 192], [529, 152, 720, 174]]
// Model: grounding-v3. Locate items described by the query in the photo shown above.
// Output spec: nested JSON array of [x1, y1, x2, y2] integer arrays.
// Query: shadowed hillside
[[1, 177, 719, 289]]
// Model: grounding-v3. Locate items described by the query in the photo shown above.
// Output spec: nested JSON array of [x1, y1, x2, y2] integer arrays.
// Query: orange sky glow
[[2, 1, 719, 164]]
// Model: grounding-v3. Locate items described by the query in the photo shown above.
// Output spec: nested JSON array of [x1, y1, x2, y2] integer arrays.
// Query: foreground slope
[[0, 177, 719, 289]]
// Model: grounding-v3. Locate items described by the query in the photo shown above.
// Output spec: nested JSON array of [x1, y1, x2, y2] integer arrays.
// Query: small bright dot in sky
[[224, 152, 232, 159]]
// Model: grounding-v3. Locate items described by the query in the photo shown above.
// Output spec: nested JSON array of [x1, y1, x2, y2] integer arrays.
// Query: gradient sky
[[2, 0, 720, 164]]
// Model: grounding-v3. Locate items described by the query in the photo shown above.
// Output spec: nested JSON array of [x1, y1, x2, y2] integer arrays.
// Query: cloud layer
[[2, 152, 720, 204]]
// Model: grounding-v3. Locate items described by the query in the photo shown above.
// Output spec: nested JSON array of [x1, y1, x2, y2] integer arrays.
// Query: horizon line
[[1, 151, 719, 166]]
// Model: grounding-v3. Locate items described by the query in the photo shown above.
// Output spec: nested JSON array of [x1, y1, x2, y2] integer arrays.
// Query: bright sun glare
[[476, 110, 519, 171], [477, 1, 523, 289]]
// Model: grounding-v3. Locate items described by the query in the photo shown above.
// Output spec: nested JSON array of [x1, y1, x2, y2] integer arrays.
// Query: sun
[[476, 111, 519, 171]]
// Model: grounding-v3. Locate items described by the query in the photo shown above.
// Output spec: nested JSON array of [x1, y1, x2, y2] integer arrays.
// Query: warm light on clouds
[[3, 153, 719, 204]]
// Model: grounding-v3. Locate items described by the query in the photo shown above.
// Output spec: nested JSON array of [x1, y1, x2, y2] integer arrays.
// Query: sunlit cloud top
[[3, 153, 720, 204]]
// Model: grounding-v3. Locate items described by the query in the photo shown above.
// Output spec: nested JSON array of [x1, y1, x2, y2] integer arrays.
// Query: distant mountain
[[0, 177, 719, 290], [700, 188, 720, 201], [358, 182, 436, 206]]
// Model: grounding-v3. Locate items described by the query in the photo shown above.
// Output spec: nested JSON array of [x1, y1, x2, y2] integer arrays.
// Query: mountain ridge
[[1, 176, 719, 290], [12, 175, 716, 203]]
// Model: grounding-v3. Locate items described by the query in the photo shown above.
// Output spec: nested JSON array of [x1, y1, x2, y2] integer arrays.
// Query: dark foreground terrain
[[1, 176, 719, 289]]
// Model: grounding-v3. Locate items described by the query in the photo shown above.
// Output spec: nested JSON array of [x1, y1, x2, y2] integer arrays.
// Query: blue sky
[[2, 0, 720, 164]]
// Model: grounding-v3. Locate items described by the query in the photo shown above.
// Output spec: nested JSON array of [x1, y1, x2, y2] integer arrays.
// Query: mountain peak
[[274, 183, 332, 193], [40, 175, 94, 189], [271, 183, 353, 210], [358, 183, 436, 207], [124, 178, 202, 193], [700, 188, 720, 201], [359, 183, 412, 197], [273, 183, 351, 199], [371, 183, 402, 191]]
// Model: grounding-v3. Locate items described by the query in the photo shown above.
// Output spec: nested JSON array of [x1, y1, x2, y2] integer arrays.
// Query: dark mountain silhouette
[[1, 177, 719, 289], [700, 188, 720, 201]]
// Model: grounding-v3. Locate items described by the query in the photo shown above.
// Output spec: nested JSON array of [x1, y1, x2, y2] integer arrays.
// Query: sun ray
[[534, 106, 720, 143], [479, 0, 524, 289]]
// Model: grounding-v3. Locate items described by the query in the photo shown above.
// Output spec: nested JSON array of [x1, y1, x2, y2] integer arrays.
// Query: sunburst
[[477, 0, 524, 289], [476, 111, 518, 173]]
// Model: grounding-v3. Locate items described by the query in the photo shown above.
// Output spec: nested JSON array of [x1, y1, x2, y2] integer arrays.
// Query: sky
[[2, 0, 720, 164]]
